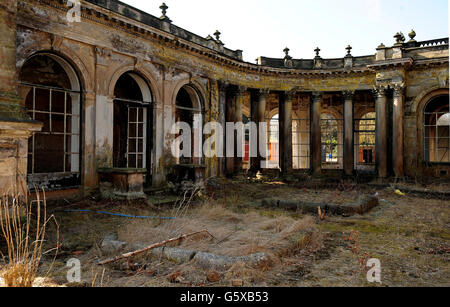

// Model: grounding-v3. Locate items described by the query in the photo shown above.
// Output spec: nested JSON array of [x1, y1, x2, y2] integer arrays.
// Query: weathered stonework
[[0, 0, 447, 196]]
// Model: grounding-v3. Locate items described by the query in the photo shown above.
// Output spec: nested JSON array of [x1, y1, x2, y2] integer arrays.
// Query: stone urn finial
[[314, 47, 321, 58], [394, 32, 406, 45], [283, 47, 292, 59], [345, 45, 352, 57], [159, 3, 171, 22], [214, 30, 223, 45], [408, 29, 417, 42], [214, 30, 221, 40]]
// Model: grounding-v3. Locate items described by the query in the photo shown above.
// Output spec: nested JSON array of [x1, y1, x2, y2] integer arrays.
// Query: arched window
[[321, 96, 344, 170], [424, 95, 450, 163], [19, 53, 81, 189], [355, 112, 376, 169], [113, 72, 153, 170], [321, 113, 343, 169], [266, 113, 279, 169], [175, 85, 203, 165]]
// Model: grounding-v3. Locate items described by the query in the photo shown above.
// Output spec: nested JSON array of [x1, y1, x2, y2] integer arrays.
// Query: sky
[[120, 0, 449, 63]]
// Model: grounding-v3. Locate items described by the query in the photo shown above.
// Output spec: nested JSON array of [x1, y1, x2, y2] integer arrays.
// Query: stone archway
[[174, 84, 204, 165], [19, 52, 82, 190], [112, 71, 154, 174], [416, 88, 450, 168]]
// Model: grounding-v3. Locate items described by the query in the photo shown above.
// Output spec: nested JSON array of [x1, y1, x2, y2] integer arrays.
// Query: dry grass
[[118, 197, 320, 264], [0, 191, 58, 287], [37, 180, 449, 287]]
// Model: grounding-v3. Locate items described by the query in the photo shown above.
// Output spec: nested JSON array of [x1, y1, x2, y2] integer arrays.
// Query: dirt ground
[[4, 179, 449, 287]]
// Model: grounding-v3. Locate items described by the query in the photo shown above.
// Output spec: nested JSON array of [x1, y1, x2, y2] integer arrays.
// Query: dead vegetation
[[4, 179, 447, 287], [0, 191, 58, 287]]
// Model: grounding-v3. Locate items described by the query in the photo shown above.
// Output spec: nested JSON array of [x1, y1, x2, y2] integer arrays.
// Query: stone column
[[251, 89, 268, 172], [0, 0, 42, 196], [280, 90, 294, 173], [311, 92, 322, 175], [392, 84, 405, 178], [218, 82, 228, 177], [234, 86, 245, 173], [343, 91, 355, 176], [258, 89, 269, 170], [374, 86, 388, 178], [225, 85, 235, 176], [82, 91, 97, 191]]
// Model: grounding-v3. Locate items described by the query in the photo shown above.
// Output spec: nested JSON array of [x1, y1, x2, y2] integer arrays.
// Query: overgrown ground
[[2, 179, 449, 287]]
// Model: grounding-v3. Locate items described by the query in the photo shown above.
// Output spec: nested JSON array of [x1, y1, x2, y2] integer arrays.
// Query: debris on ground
[[19, 180, 449, 287]]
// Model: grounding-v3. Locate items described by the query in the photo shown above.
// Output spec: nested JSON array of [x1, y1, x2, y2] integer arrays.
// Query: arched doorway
[[113, 72, 153, 177], [174, 85, 203, 165], [19, 53, 81, 190], [424, 95, 450, 163]]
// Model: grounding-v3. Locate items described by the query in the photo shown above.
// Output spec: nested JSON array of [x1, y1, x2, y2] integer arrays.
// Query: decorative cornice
[[20, 0, 447, 85], [412, 57, 449, 68], [367, 58, 413, 71], [22, 0, 378, 79]]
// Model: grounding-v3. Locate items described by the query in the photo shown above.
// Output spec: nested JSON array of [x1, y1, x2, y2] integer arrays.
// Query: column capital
[[285, 89, 296, 101], [218, 81, 229, 92], [372, 85, 389, 98], [342, 90, 355, 100], [392, 83, 406, 97], [311, 91, 322, 102], [236, 86, 247, 97], [84, 91, 96, 101], [258, 88, 270, 98]]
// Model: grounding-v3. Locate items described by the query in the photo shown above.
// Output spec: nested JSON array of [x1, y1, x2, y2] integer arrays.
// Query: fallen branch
[[98, 230, 214, 266]]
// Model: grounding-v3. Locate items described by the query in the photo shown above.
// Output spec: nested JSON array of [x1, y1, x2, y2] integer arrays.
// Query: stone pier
[[392, 84, 405, 178], [343, 91, 354, 176], [0, 0, 41, 196], [251, 89, 268, 172], [374, 86, 388, 178], [311, 92, 322, 175], [280, 90, 294, 173], [234, 86, 245, 173]]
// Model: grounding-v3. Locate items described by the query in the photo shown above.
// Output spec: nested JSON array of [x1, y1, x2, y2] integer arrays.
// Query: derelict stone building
[[0, 0, 449, 198]]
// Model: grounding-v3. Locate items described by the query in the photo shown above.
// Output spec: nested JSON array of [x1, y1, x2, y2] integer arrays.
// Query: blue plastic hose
[[63, 209, 176, 220]]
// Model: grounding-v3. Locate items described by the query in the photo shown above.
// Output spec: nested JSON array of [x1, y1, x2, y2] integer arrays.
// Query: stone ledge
[[261, 195, 379, 216]]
